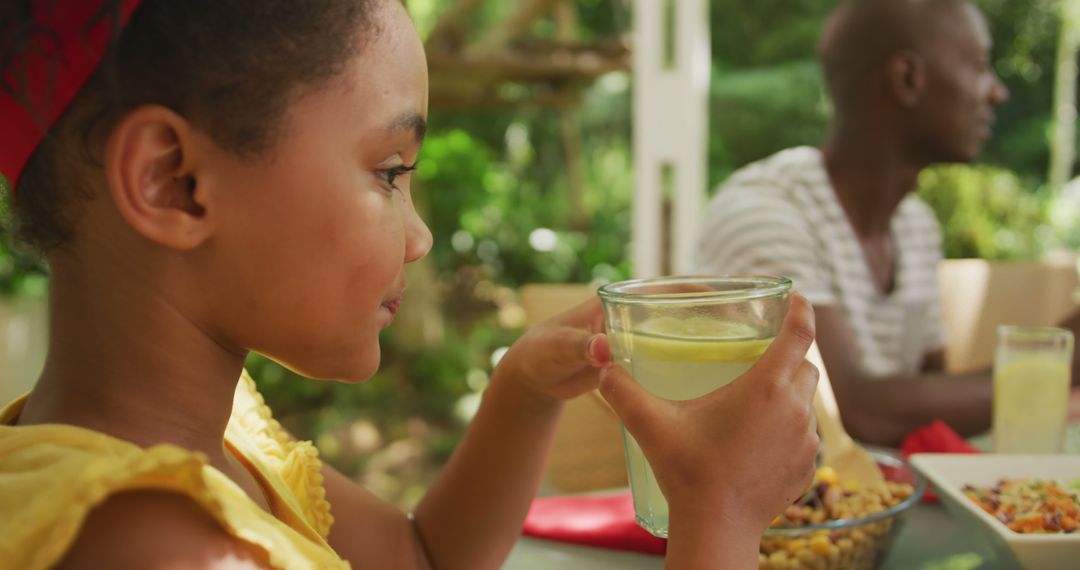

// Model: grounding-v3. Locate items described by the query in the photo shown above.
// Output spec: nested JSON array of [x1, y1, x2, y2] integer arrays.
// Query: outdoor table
[[503, 425, 1080, 570]]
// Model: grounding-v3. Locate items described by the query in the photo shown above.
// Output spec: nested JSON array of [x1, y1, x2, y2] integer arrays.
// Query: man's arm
[[1056, 309, 1080, 383], [857, 303, 1080, 444], [921, 348, 946, 372], [815, 306, 993, 446]]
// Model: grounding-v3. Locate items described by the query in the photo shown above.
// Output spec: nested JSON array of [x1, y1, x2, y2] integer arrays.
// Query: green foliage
[[709, 0, 832, 69], [709, 61, 829, 188], [979, 0, 1060, 178], [245, 321, 500, 440], [917, 165, 1054, 260], [0, 175, 48, 299], [416, 77, 633, 288]]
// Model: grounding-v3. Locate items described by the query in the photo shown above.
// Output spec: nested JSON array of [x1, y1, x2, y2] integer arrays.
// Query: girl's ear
[[103, 105, 213, 250], [884, 50, 926, 108]]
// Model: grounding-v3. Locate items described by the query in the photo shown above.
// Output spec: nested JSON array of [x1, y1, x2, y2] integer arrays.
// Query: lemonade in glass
[[598, 275, 791, 537], [993, 326, 1073, 453]]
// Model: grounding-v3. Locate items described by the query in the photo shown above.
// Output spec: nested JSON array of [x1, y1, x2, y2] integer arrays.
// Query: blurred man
[[695, 0, 1021, 446]]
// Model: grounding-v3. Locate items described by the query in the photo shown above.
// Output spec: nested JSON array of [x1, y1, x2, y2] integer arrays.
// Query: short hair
[[818, 0, 968, 111]]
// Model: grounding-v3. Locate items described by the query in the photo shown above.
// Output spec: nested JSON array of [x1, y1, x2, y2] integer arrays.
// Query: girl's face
[[202, 1, 431, 381]]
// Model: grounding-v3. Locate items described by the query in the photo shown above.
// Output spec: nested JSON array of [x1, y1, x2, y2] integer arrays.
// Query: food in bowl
[[910, 454, 1080, 570], [758, 452, 923, 570], [962, 478, 1080, 534]]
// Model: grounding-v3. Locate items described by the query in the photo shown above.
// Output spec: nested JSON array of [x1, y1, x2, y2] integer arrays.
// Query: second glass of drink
[[993, 325, 1073, 453]]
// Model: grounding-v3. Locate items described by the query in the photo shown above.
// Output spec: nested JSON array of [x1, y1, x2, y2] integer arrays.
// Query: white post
[[632, 0, 711, 278], [0, 297, 47, 404]]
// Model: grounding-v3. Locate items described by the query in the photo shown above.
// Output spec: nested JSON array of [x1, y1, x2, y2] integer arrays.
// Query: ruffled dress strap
[[0, 384, 350, 570], [227, 371, 335, 539]]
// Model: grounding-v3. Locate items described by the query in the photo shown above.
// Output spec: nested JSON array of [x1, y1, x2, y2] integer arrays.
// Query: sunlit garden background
[[3, 0, 1080, 508]]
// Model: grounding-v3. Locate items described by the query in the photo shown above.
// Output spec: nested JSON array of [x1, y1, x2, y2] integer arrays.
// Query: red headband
[[0, 0, 143, 190]]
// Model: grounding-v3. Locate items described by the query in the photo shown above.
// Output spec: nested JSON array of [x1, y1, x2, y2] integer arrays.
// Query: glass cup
[[992, 325, 1074, 454], [597, 275, 791, 537]]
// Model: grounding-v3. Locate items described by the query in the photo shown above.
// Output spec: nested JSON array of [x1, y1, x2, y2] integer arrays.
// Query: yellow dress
[[0, 372, 350, 570]]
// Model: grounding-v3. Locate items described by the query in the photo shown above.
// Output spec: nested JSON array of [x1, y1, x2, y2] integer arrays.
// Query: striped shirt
[[695, 146, 945, 379]]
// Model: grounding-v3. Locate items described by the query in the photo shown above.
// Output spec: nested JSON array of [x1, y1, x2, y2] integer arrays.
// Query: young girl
[[0, 1, 820, 568]]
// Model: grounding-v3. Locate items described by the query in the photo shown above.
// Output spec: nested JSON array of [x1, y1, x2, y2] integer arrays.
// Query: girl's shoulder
[[0, 374, 345, 570], [0, 413, 230, 569], [50, 489, 273, 569]]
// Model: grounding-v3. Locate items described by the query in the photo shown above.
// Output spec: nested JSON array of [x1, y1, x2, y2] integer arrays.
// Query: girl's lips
[[381, 298, 401, 316]]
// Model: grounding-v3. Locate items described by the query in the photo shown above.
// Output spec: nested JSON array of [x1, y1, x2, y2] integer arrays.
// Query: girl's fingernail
[[586, 334, 598, 354], [588, 333, 612, 365]]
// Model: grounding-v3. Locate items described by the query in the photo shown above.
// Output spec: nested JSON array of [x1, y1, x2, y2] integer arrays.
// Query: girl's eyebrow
[[383, 112, 427, 143]]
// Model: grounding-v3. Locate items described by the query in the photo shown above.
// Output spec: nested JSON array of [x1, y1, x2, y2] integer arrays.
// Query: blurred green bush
[[709, 61, 829, 188], [0, 175, 48, 298], [918, 165, 1055, 260]]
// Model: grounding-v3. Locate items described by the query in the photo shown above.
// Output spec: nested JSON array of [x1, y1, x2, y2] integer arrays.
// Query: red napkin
[[522, 493, 667, 555], [900, 419, 980, 502]]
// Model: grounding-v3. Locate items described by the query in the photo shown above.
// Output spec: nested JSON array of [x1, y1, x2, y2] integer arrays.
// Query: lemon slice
[[623, 317, 774, 362]]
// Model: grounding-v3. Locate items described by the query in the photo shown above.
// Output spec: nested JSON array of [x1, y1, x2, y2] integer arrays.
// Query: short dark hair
[[2, 0, 378, 253], [818, 0, 969, 115]]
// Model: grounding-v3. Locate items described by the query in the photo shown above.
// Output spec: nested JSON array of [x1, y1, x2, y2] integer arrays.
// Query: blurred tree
[[958, 0, 1059, 178], [708, 61, 828, 189], [1048, 0, 1080, 190], [709, 0, 832, 69], [0, 175, 48, 298], [918, 165, 1053, 259]]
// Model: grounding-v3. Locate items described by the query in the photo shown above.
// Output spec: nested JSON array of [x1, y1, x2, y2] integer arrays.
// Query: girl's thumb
[[598, 365, 661, 447]]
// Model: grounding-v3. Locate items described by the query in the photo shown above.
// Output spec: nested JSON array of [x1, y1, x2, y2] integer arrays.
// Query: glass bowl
[[758, 449, 926, 570]]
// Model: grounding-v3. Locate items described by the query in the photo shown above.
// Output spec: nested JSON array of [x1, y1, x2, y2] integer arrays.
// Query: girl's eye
[[376, 162, 418, 191]]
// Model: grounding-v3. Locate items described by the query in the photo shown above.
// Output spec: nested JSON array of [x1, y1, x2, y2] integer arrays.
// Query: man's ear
[[884, 50, 926, 108], [103, 105, 213, 250]]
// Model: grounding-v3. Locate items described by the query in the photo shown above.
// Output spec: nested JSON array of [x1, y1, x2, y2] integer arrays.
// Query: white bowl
[[910, 454, 1080, 570]]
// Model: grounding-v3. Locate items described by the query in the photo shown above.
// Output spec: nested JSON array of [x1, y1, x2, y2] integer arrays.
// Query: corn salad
[[758, 467, 915, 570]]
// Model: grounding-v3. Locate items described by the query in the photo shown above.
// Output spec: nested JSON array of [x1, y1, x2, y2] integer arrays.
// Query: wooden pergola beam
[[425, 0, 630, 109], [428, 83, 586, 110], [468, 0, 562, 54], [425, 0, 487, 53], [555, 0, 588, 229], [428, 46, 629, 83]]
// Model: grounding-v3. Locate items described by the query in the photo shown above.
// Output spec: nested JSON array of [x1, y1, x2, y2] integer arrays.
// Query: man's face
[[913, 2, 1009, 163]]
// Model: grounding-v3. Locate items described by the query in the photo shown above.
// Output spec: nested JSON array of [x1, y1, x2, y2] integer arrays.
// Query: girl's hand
[[599, 293, 820, 536], [493, 296, 611, 402]]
